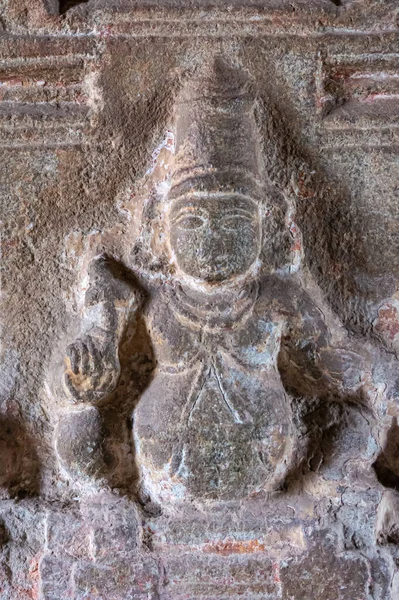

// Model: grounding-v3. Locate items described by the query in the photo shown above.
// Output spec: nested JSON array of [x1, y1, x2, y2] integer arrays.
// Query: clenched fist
[[63, 330, 120, 403]]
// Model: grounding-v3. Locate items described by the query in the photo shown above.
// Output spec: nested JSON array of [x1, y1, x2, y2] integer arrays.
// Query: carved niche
[[54, 57, 371, 504]]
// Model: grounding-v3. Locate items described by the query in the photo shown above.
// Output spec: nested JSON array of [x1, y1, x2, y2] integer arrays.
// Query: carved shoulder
[[256, 275, 318, 320], [85, 255, 141, 308]]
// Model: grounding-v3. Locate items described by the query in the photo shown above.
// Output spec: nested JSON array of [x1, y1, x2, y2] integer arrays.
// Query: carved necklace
[[167, 280, 259, 332]]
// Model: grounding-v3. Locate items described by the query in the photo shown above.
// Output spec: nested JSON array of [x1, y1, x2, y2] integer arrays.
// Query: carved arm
[[63, 256, 139, 404], [279, 288, 371, 399]]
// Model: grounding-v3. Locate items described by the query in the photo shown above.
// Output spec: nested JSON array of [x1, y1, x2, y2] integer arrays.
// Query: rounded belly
[[133, 363, 294, 502]]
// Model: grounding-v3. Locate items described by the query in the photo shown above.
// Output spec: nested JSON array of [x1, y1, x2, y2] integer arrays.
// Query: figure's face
[[168, 195, 261, 283]]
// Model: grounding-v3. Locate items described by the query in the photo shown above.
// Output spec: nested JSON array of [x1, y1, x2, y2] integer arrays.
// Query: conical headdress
[[170, 57, 264, 204]]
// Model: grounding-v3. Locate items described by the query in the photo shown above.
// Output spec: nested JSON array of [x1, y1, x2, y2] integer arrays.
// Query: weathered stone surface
[[280, 544, 370, 600], [162, 553, 278, 599], [1, 0, 399, 597]]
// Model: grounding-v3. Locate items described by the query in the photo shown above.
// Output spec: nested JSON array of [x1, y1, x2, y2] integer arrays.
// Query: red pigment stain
[[361, 93, 399, 103], [202, 539, 266, 555], [296, 172, 315, 199], [329, 262, 343, 277], [375, 304, 399, 340], [17, 553, 41, 600], [316, 94, 330, 110], [100, 25, 112, 38], [289, 222, 302, 253], [272, 561, 281, 583]]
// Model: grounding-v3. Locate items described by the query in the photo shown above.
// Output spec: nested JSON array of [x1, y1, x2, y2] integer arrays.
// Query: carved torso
[[134, 277, 295, 502]]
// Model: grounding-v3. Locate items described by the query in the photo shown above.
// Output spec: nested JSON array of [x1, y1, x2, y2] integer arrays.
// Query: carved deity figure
[[55, 59, 370, 502]]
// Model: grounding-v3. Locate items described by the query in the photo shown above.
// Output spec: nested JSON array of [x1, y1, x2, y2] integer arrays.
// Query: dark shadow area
[[59, 0, 89, 14], [42, 0, 60, 15], [100, 312, 156, 498], [95, 258, 156, 501], [373, 418, 399, 491], [280, 396, 373, 493], [277, 340, 373, 492], [0, 520, 9, 548], [385, 526, 399, 546], [278, 396, 341, 491], [0, 414, 40, 498]]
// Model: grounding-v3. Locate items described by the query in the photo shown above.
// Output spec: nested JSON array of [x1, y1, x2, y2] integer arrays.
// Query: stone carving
[[4, 2, 399, 597], [55, 58, 370, 503]]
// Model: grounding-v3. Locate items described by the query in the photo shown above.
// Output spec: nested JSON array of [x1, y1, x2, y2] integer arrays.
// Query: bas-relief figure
[[55, 58, 371, 503]]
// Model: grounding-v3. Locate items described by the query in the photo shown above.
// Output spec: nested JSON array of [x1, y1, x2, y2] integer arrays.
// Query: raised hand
[[63, 329, 121, 403]]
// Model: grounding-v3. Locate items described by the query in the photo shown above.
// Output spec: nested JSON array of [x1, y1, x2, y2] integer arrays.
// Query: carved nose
[[197, 231, 223, 257], [205, 223, 222, 239]]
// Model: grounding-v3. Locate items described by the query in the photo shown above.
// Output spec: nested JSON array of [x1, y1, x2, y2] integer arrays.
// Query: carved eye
[[220, 215, 245, 231], [175, 215, 206, 230]]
